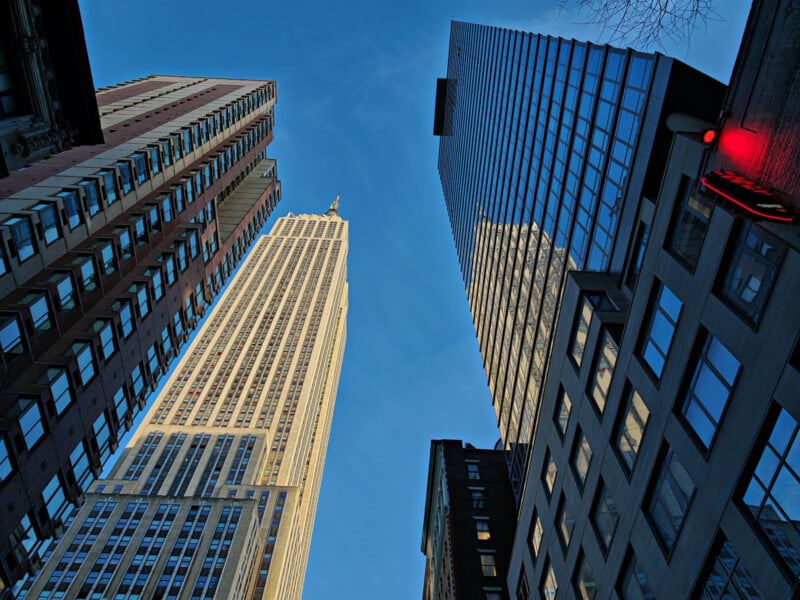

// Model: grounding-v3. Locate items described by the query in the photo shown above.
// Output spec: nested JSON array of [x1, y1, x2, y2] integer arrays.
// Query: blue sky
[[78, 1, 751, 598]]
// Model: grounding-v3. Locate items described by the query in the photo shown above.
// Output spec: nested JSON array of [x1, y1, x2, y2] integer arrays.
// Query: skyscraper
[[23, 205, 348, 599], [434, 22, 723, 498], [0, 74, 281, 592]]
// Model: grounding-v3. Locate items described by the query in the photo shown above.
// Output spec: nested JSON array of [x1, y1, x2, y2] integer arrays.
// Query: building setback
[[434, 21, 723, 501], [421, 440, 517, 600], [0, 73, 281, 594], [23, 206, 348, 599]]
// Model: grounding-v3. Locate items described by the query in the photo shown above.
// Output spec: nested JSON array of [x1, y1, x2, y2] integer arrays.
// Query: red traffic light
[[702, 128, 717, 144]]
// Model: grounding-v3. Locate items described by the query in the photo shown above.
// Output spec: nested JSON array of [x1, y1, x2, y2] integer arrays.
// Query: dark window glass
[[626, 221, 650, 287], [742, 406, 800, 578], [57, 190, 82, 229], [114, 162, 133, 195], [571, 297, 593, 368], [542, 449, 557, 499], [647, 447, 695, 552], [618, 551, 654, 600], [467, 463, 480, 480], [719, 222, 786, 325], [592, 481, 619, 551], [696, 537, 763, 599], [557, 495, 576, 551], [590, 330, 618, 413], [681, 335, 740, 450], [541, 561, 557, 599], [79, 180, 101, 216], [640, 283, 682, 379], [5, 216, 36, 261], [616, 388, 650, 474], [147, 146, 160, 175], [0, 435, 13, 481], [131, 152, 148, 185], [32, 203, 60, 245], [572, 431, 593, 489], [575, 554, 597, 600], [98, 170, 118, 204], [159, 139, 171, 167], [669, 176, 713, 269], [115, 227, 133, 261], [49, 273, 76, 311], [471, 489, 486, 509], [516, 572, 530, 600], [21, 293, 51, 337], [0, 316, 24, 358], [554, 388, 572, 439]]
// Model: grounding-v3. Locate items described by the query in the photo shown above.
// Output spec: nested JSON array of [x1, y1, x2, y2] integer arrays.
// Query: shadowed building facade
[[23, 206, 348, 599], [434, 21, 724, 500], [0, 74, 281, 594], [421, 440, 517, 600]]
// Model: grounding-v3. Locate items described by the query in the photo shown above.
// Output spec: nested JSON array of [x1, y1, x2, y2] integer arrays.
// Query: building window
[[40, 367, 72, 415], [132, 153, 148, 185], [57, 190, 83, 229], [0, 435, 13, 481], [91, 319, 116, 361], [718, 222, 786, 325], [571, 431, 593, 489], [0, 316, 24, 359], [471, 489, 486, 509], [79, 179, 101, 216], [161, 195, 173, 224], [647, 447, 695, 553], [98, 170, 118, 204], [130, 364, 145, 399], [668, 176, 713, 269], [147, 146, 160, 175], [70, 440, 93, 492], [618, 550, 654, 600], [73, 256, 97, 292], [475, 518, 491, 541], [50, 273, 76, 311], [575, 553, 598, 600], [557, 495, 576, 551], [695, 536, 763, 599], [528, 511, 543, 560], [130, 283, 150, 318], [741, 406, 800, 578], [42, 473, 69, 523], [113, 386, 129, 425], [554, 388, 572, 439], [543, 450, 557, 499], [589, 330, 619, 414], [115, 161, 133, 194], [480, 552, 497, 577], [625, 221, 650, 288], [18, 399, 44, 449], [640, 282, 682, 379], [571, 297, 593, 368], [592, 481, 619, 552], [467, 462, 481, 480], [112, 299, 134, 337], [680, 335, 740, 450], [515, 573, 529, 600], [68, 342, 96, 386], [32, 203, 60, 245], [616, 388, 649, 474], [20, 293, 50, 338], [541, 561, 558, 599], [5, 216, 36, 261], [93, 412, 111, 463]]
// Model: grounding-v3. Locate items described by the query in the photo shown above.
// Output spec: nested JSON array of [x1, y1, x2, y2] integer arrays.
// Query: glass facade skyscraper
[[435, 21, 723, 497]]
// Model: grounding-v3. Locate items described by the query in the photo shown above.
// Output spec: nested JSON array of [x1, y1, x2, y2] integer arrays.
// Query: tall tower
[[23, 204, 348, 599], [434, 22, 724, 497], [0, 74, 281, 593]]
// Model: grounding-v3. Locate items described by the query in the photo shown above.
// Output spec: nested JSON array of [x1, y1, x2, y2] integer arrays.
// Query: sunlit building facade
[[23, 206, 349, 599], [434, 21, 723, 498], [0, 74, 281, 594]]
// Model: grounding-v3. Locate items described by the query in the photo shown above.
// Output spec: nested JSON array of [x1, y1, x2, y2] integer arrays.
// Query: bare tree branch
[[556, 0, 723, 49]]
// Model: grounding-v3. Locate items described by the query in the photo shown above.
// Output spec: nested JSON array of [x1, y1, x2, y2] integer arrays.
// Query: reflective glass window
[[161, 326, 172, 356], [647, 447, 695, 552], [42, 473, 69, 522], [95, 240, 115, 275], [93, 412, 111, 463], [572, 431, 593, 489], [147, 146, 160, 175], [467, 463, 480, 480], [146, 267, 164, 300], [40, 367, 72, 414], [57, 190, 82, 229], [203, 164, 211, 188], [543, 449, 557, 499], [79, 180, 101, 216], [130, 283, 150, 318], [112, 299, 134, 337], [696, 537, 763, 599], [5, 216, 35, 261], [114, 162, 133, 195], [669, 176, 712, 269], [170, 134, 182, 161], [0, 316, 23, 357], [618, 551, 654, 600], [18, 399, 44, 449], [194, 171, 202, 195], [616, 388, 649, 473], [32, 202, 60, 244], [541, 561, 558, 599], [98, 170, 118, 204], [21, 293, 51, 336], [557, 495, 576, 550], [742, 406, 800, 578], [719, 223, 786, 324], [131, 363, 145, 397], [640, 283, 682, 379], [681, 335, 740, 449], [161, 195, 173, 224], [68, 342, 95, 386], [182, 128, 191, 154], [185, 178, 194, 204], [50, 273, 76, 311], [592, 481, 619, 551], [113, 386, 129, 425], [575, 554, 597, 600], [555, 388, 572, 439], [130, 215, 147, 246], [571, 297, 593, 367], [131, 152, 148, 185], [162, 254, 176, 286], [70, 440, 93, 491], [159, 139, 172, 167], [174, 186, 185, 213], [528, 511, 543, 560], [0, 436, 12, 481], [115, 227, 133, 261], [148, 205, 160, 234], [73, 256, 97, 291], [91, 319, 116, 361], [590, 330, 618, 413]]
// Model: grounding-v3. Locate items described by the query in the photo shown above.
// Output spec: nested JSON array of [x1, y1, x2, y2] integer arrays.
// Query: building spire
[[326, 193, 340, 216]]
